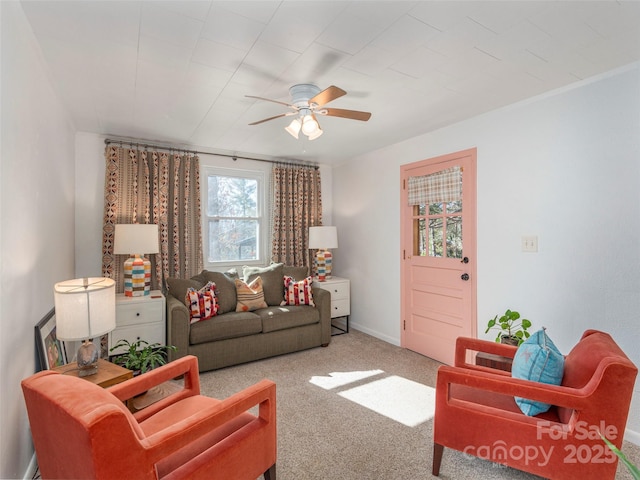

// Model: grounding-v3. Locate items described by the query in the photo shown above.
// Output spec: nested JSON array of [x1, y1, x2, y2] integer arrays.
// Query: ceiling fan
[[246, 84, 371, 140]]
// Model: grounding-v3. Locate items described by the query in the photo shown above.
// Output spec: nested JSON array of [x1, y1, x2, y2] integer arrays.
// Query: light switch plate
[[521, 235, 538, 252]]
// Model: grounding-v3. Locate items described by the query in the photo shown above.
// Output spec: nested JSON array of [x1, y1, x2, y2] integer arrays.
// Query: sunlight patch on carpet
[[309, 370, 384, 390], [338, 375, 435, 427]]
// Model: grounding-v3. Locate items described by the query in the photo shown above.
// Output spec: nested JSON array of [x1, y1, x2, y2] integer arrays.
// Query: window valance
[[407, 166, 462, 205]]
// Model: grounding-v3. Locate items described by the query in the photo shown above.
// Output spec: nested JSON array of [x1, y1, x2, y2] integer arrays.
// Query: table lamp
[[114, 223, 159, 296], [309, 226, 338, 281], [54, 277, 116, 377]]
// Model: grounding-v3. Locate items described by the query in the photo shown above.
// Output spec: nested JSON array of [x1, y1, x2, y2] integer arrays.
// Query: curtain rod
[[104, 138, 318, 169]]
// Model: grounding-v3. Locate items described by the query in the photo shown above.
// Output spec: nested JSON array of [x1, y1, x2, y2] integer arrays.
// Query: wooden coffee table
[[53, 359, 133, 388]]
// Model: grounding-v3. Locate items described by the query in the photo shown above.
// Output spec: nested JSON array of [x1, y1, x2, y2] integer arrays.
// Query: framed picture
[[35, 308, 67, 370]]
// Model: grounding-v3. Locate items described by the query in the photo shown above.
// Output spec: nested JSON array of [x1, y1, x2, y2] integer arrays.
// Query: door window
[[413, 201, 462, 258]]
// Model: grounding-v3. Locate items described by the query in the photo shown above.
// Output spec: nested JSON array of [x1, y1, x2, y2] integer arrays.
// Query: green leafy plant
[[601, 435, 640, 479], [110, 339, 176, 375], [485, 309, 532, 346]]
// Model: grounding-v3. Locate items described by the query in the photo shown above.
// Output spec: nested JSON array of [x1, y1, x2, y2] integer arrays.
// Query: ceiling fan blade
[[245, 95, 293, 108], [321, 108, 372, 122], [308, 85, 346, 107], [249, 112, 295, 126]]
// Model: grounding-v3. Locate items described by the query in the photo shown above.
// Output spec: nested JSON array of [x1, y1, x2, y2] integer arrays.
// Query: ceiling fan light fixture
[[307, 126, 323, 140], [285, 118, 301, 139], [301, 114, 319, 136]]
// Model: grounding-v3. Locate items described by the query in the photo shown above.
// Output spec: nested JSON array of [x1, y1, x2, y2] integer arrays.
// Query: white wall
[[333, 63, 640, 439], [0, 3, 77, 478]]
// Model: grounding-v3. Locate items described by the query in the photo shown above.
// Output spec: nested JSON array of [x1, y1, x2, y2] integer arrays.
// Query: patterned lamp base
[[123, 254, 151, 296], [315, 249, 333, 281]]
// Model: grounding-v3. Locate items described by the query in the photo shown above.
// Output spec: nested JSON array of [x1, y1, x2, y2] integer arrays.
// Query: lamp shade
[[308, 226, 338, 249], [114, 224, 159, 255], [54, 277, 116, 341]]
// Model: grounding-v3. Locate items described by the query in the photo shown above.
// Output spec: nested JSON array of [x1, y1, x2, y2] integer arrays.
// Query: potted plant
[[110, 339, 176, 376], [485, 309, 532, 346]]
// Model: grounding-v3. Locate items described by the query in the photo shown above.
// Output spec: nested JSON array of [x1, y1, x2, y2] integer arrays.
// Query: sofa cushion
[[185, 282, 219, 324], [257, 305, 320, 333], [189, 311, 263, 344], [243, 263, 284, 306], [512, 329, 565, 416], [166, 277, 205, 303], [193, 271, 238, 314], [281, 276, 315, 306], [283, 265, 309, 281], [235, 277, 268, 312]]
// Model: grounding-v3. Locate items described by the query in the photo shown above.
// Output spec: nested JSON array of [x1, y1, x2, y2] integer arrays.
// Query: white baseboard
[[625, 428, 640, 446], [23, 453, 37, 480], [349, 322, 400, 346]]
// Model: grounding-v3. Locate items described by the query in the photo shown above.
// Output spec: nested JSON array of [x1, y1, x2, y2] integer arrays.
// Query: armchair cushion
[[243, 263, 284, 306], [511, 328, 564, 415], [193, 271, 238, 314], [283, 265, 309, 281]]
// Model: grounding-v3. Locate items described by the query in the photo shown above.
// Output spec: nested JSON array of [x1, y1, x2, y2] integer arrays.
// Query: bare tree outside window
[[206, 174, 260, 263], [414, 201, 462, 259]]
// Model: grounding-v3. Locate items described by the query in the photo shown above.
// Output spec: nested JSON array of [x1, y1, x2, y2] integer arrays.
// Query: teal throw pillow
[[512, 328, 564, 416]]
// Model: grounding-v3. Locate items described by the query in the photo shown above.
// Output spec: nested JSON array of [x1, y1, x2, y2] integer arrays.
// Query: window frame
[[201, 165, 268, 269]]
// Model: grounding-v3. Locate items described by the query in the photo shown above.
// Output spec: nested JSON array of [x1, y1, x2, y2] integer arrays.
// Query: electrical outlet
[[522, 235, 538, 252]]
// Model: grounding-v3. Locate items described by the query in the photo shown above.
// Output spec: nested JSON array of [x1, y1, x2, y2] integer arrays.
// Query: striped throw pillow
[[281, 275, 315, 306], [235, 276, 268, 312], [185, 281, 219, 324]]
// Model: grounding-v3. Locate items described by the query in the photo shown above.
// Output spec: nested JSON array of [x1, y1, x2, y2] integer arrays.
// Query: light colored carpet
[[198, 329, 640, 480]]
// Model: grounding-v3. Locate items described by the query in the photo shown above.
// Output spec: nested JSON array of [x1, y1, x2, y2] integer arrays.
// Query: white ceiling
[[20, 1, 640, 164]]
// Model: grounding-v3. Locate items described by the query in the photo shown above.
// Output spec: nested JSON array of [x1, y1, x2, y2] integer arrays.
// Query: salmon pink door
[[400, 149, 477, 365]]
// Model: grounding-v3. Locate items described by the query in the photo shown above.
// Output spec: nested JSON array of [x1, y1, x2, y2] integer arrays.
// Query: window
[[413, 201, 463, 258], [202, 166, 267, 267]]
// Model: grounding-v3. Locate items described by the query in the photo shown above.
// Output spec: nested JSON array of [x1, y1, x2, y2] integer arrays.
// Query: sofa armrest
[[166, 295, 190, 362], [312, 287, 331, 345]]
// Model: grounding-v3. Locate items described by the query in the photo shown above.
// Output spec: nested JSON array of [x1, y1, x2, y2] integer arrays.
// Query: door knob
[[461, 273, 469, 281], [461, 257, 469, 264]]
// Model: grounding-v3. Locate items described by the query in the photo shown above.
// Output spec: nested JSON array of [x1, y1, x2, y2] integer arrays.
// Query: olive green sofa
[[165, 264, 331, 372]]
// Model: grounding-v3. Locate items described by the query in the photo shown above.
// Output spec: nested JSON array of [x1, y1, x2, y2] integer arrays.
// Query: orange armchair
[[432, 330, 637, 480], [22, 355, 276, 480]]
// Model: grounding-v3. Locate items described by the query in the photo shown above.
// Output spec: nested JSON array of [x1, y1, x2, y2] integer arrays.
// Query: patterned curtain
[[102, 145, 203, 292], [271, 164, 322, 269], [407, 166, 462, 205]]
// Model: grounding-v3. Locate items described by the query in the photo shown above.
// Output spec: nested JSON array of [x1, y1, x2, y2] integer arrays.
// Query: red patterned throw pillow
[[185, 281, 219, 324], [281, 275, 315, 306]]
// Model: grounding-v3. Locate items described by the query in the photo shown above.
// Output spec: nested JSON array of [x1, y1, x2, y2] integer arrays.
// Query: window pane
[[208, 219, 258, 262], [417, 204, 427, 216], [429, 203, 443, 215], [428, 218, 443, 257], [446, 216, 463, 259], [446, 201, 462, 213], [208, 176, 257, 217], [414, 218, 427, 256]]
